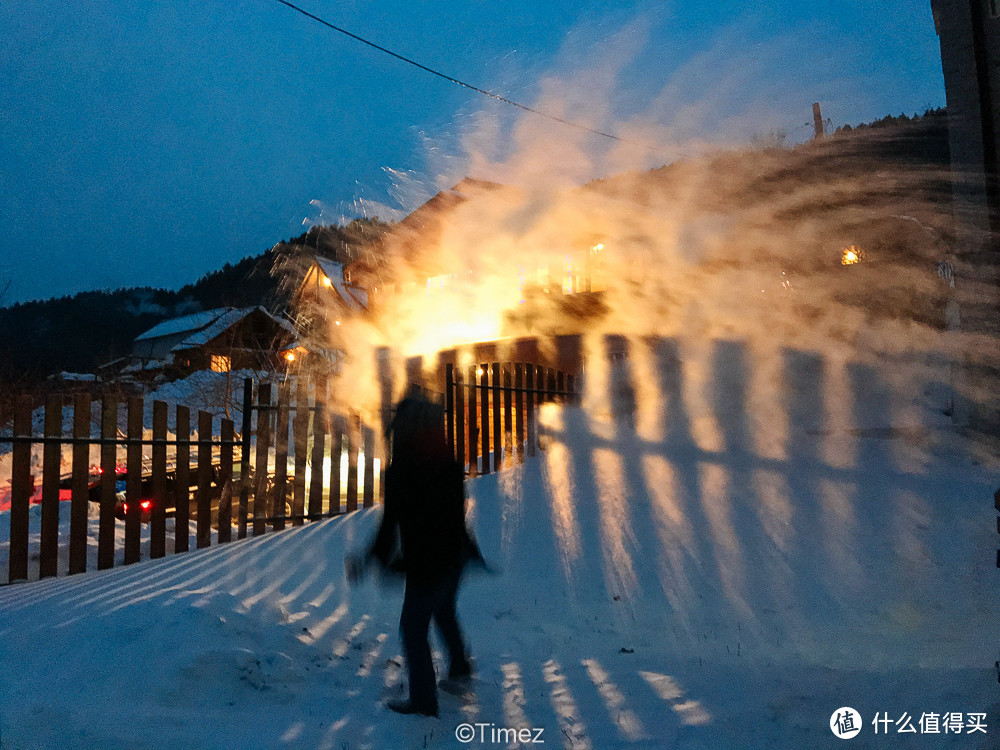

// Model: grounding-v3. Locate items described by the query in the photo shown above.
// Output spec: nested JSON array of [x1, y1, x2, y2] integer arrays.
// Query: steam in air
[[299, 15, 994, 430]]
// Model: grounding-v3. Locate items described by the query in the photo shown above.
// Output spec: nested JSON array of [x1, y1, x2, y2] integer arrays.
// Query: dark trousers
[[399, 568, 469, 710]]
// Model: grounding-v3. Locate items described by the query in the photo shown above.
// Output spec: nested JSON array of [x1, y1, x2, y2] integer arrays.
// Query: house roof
[[173, 306, 296, 352], [313, 257, 368, 312], [134, 309, 229, 342], [135, 306, 296, 352]]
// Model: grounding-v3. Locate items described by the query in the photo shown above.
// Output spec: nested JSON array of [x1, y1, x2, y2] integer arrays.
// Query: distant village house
[[103, 306, 295, 381]]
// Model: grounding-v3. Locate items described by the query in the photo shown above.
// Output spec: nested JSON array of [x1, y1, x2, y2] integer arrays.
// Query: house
[[113, 306, 296, 379], [343, 177, 609, 344], [282, 255, 370, 370]]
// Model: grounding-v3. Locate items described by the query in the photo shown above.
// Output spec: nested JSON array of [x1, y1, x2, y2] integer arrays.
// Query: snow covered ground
[[1, 342, 998, 749]]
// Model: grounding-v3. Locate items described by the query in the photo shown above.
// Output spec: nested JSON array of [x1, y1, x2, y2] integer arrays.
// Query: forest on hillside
[[0, 219, 388, 388]]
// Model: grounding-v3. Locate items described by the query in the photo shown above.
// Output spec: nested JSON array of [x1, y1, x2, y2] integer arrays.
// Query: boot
[[385, 698, 438, 717]]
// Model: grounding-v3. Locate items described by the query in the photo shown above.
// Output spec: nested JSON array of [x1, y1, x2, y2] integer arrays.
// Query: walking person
[[347, 393, 482, 716]]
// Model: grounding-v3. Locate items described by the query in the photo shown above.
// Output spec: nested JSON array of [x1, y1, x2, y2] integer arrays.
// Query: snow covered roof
[[171, 307, 259, 351], [134, 309, 227, 342], [313, 257, 368, 312], [315, 256, 344, 281], [53, 372, 97, 381], [122, 356, 172, 373], [134, 307, 295, 354]]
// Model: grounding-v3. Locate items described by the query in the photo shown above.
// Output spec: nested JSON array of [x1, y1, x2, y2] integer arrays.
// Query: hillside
[[0, 220, 389, 387]]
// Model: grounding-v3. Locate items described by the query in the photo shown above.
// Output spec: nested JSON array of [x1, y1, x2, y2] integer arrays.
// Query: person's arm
[[346, 465, 399, 582]]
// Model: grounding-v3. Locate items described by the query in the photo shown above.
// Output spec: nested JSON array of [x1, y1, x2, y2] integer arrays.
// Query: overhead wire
[[271, 0, 664, 154]]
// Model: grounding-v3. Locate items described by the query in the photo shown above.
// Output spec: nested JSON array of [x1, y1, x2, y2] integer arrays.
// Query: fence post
[[175, 405, 190, 553], [455, 367, 466, 473], [196, 410, 213, 549], [526, 364, 536, 458], [291, 377, 308, 526], [363, 422, 375, 508], [39, 395, 62, 579], [9, 396, 32, 582], [514, 364, 524, 463], [492, 363, 502, 471], [150, 400, 168, 560], [238, 378, 253, 539], [503, 364, 512, 470], [97, 397, 118, 569], [346, 415, 359, 513], [308, 376, 327, 520], [445, 364, 455, 460], [272, 383, 290, 531], [124, 396, 143, 565], [218, 418, 234, 544], [252, 384, 271, 536], [329, 413, 345, 515], [69, 393, 91, 574], [468, 365, 478, 476], [479, 364, 491, 475]]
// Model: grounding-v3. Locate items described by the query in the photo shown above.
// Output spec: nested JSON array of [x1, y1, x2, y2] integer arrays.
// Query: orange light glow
[[321, 275, 333, 288], [841, 245, 864, 265], [285, 352, 295, 362]]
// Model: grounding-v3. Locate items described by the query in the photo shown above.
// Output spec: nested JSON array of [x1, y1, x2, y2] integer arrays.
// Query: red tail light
[[123, 500, 154, 513]]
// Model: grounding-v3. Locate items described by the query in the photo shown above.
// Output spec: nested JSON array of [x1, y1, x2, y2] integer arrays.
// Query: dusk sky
[[2, 0, 947, 306]]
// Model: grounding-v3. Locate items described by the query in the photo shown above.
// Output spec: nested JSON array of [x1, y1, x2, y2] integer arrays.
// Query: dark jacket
[[368, 456, 482, 580]]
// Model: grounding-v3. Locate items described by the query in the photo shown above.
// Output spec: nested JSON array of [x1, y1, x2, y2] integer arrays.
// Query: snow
[[134, 309, 230, 342], [1, 345, 999, 749], [172, 307, 260, 350]]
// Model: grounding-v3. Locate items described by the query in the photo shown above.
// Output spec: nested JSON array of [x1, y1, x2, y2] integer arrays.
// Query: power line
[[271, 0, 661, 153]]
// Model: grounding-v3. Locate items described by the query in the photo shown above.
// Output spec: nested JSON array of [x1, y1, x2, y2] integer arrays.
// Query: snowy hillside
[[0, 341, 998, 749]]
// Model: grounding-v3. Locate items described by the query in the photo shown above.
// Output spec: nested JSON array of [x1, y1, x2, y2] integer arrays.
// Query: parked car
[[82, 467, 155, 521]]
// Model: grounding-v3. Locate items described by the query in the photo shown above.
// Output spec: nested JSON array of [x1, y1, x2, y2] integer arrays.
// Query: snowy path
[[1, 344, 998, 749]]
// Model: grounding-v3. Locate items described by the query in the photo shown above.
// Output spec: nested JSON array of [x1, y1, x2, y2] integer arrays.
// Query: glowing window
[[210, 355, 231, 373]]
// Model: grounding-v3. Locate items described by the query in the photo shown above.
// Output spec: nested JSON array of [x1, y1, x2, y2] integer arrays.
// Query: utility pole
[[812, 102, 825, 140]]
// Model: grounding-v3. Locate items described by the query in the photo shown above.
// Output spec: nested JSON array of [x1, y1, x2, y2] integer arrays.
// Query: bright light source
[[335, 320, 341, 326], [321, 275, 333, 288], [210, 354, 231, 373], [285, 352, 296, 362], [841, 245, 864, 265]]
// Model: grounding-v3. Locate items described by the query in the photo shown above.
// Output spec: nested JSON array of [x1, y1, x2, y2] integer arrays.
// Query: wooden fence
[[0, 378, 383, 583], [1, 362, 579, 583], [445, 362, 579, 475]]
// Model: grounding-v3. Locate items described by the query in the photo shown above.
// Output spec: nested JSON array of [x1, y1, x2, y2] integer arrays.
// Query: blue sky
[[1, 0, 946, 305]]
